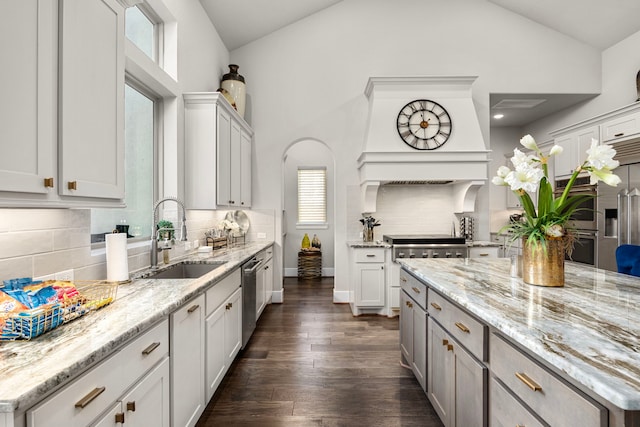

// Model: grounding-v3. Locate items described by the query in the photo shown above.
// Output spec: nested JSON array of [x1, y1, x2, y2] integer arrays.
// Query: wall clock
[[396, 99, 452, 150]]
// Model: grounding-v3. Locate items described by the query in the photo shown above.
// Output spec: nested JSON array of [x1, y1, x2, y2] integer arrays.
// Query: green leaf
[[537, 177, 553, 217]]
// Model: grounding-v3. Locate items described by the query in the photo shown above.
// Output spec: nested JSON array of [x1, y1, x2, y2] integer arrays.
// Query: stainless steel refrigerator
[[597, 162, 640, 271]]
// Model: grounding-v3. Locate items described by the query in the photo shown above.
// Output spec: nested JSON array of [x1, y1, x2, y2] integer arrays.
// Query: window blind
[[298, 167, 327, 223]]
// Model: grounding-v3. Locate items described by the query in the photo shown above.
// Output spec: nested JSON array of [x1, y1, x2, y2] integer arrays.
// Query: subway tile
[[0, 256, 33, 281], [53, 227, 90, 250], [0, 230, 54, 258]]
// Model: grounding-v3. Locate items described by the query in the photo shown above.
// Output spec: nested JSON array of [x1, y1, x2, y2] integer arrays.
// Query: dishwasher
[[241, 256, 261, 348]]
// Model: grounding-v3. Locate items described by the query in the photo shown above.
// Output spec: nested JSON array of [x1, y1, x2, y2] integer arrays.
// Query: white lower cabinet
[[27, 319, 169, 427], [427, 317, 487, 427], [92, 357, 170, 427], [400, 290, 427, 391], [468, 246, 500, 258], [205, 287, 242, 401], [171, 294, 206, 427]]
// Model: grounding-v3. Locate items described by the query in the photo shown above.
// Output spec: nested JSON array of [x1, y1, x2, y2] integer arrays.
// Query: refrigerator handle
[[618, 189, 629, 246], [629, 188, 640, 244]]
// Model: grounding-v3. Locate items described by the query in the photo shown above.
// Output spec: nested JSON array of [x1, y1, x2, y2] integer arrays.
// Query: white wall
[[283, 140, 335, 276], [229, 0, 602, 299]]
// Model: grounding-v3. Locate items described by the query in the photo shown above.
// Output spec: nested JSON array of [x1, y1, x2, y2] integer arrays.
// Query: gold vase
[[521, 237, 565, 287]]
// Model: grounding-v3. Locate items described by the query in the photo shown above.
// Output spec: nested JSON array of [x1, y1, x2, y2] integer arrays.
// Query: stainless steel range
[[383, 234, 468, 261]]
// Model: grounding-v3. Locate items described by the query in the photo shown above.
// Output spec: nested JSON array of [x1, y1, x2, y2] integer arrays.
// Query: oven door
[[567, 230, 597, 266]]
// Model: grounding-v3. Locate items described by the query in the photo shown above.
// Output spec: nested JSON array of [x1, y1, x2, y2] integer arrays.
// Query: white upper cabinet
[[553, 126, 598, 178], [0, 0, 125, 207], [0, 1, 55, 197], [184, 92, 253, 210], [59, 0, 125, 199]]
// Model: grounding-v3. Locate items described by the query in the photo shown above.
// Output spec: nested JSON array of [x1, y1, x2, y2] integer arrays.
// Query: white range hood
[[358, 76, 490, 213]]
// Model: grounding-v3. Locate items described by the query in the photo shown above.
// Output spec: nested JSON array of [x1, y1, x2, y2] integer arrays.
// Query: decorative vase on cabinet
[[220, 64, 246, 118]]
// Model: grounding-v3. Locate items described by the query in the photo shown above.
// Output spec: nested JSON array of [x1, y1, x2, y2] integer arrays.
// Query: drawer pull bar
[[115, 412, 125, 423], [479, 253, 489, 257], [127, 401, 136, 412], [400, 277, 407, 283], [142, 342, 160, 355], [75, 386, 106, 408], [187, 304, 200, 313], [366, 254, 376, 257], [614, 132, 625, 137], [411, 286, 421, 294], [455, 322, 470, 333], [430, 302, 442, 311], [515, 372, 542, 392]]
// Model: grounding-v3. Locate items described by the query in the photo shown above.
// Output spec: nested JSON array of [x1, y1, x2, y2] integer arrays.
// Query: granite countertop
[[467, 240, 502, 247], [0, 241, 273, 414], [398, 258, 640, 410]]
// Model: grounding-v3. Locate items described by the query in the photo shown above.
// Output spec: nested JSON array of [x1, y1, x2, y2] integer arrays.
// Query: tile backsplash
[[0, 208, 275, 282]]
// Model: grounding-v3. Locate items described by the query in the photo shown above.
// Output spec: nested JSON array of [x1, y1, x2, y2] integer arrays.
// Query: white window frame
[[296, 167, 328, 229]]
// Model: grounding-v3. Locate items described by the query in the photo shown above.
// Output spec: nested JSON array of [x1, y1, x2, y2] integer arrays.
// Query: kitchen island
[[399, 258, 640, 427], [0, 241, 272, 427]]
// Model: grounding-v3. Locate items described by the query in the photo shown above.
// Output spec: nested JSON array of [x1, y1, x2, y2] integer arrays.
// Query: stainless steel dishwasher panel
[[241, 257, 260, 348]]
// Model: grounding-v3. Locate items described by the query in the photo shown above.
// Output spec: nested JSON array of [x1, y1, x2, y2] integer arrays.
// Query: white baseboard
[[333, 290, 350, 304], [271, 289, 284, 303], [284, 267, 335, 277]]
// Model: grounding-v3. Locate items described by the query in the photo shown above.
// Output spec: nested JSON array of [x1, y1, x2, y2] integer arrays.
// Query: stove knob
[[456, 252, 463, 258], [398, 252, 405, 258], [422, 252, 428, 258], [409, 254, 416, 258], [432, 253, 439, 258], [445, 252, 452, 258]]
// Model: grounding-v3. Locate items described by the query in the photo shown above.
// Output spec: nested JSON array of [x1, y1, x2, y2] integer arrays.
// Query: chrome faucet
[[150, 197, 188, 270]]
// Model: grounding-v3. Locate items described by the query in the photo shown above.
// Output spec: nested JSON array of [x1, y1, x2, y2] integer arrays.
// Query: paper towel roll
[[106, 233, 129, 282]]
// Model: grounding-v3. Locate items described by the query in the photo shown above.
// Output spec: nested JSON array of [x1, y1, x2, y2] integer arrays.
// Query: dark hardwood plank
[[195, 277, 444, 427]]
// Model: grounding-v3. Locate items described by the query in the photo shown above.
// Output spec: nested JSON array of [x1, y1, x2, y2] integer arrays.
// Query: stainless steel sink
[[147, 261, 227, 279]]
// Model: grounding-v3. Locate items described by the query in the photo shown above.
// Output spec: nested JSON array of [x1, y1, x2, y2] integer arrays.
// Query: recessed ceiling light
[[493, 114, 504, 119]]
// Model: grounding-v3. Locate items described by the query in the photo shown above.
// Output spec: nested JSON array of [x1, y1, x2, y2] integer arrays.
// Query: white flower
[[586, 139, 619, 170], [504, 163, 544, 193], [492, 176, 507, 186], [587, 168, 622, 186], [520, 134, 538, 151], [549, 145, 563, 156], [510, 148, 536, 169]]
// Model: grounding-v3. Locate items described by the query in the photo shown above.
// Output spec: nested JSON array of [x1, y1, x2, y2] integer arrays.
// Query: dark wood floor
[[196, 277, 444, 426]]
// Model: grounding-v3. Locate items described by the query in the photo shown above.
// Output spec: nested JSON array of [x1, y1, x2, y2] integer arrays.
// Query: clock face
[[396, 99, 452, 150]]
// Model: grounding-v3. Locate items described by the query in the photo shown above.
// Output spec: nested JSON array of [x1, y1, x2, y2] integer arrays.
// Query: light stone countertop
[[0, 241, 273, 414], [346, 240, 391, 248], [398, 258, 640, 411]]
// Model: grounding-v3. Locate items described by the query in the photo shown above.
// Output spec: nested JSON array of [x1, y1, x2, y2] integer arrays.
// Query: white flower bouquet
[[493, 134, 621, 248]]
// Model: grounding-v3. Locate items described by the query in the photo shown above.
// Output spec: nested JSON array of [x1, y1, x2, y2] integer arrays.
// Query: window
[[125, 5, 158, 61], [91, 83, 157, 242], [297, 167, 327, 225]]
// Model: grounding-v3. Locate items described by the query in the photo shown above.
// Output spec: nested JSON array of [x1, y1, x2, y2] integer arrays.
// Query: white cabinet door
[[400, 291, 413, 365], [171, 294, 206, 427], [229, 120, 242, 207], [240, 130, 252, 207], [59, 0, 125, 199], [0, 0, 55, 196], [224, 288, 243, 363], [119, 357, 170, 427], [355, 263, 385, 307], [428, 317, 454, 426], [453, 339, 487, 427], [264, 258, 273, 304], [205, 300, 227, 401], [553, 126, 598, 178], [184, 100, 217, 209], [412, 303, 427, 392], [553, 134, 574, 178], [91, 402, 123, 427], [216, 106, 232, 206]]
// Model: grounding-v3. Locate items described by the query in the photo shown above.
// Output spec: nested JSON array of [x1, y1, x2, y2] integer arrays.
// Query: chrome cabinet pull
[[187, 304, 199, 313], [515, 372, 542, 392], [455, 322, 470, 333], [411, 286, 420, 294], [126, 401, 136, 411], [430, 302, 442, 311], [141, 342, 160, 355], [75, 386, 106, 408]]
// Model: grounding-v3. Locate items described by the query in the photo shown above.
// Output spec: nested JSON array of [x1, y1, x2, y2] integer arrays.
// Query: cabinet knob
[[115, 412, 125, 423], [126, 401, 136, 412], [442, 339, 449, 346], [68, 180, 77, 190], [226, 302, 233, 310], [43, 177, 54, 188], [447, 344, 454, 352]]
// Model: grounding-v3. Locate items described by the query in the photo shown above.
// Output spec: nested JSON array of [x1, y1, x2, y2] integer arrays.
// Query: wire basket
[[1, 280, 118, 341]]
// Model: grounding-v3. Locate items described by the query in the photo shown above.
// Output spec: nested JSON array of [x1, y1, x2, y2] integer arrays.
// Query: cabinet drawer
[[601, 111, 640, 142], [119, 319, 169, 387], [428, 289, 487, 361], [400, 269, 427, 309], [206, 269, 241, 316], [490, 377, 544, 427], [468, 246, 500, 258], [354, 248, 385, 263], [490, 333, 607, 427]]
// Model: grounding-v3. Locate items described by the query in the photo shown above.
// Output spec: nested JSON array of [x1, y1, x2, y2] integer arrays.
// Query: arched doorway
[[282, 139, 335, 283]]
